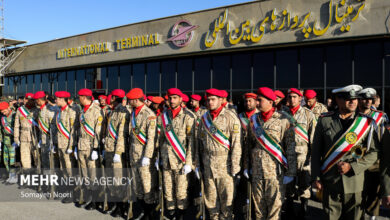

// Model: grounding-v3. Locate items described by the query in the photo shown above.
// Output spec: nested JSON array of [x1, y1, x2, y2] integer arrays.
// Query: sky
[[5, 0, 253, 45]]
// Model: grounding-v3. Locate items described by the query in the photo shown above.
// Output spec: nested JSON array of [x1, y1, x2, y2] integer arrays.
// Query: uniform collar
[[245, 109, 257, 119], [135, 104, 144, 116], [210, 105, 224, 120], [289, 105, 300, 115], [61, 105, 68, 111], [261, 107, 275, 122], [40, 103, 46, 110], [170, 106, 181, 119]]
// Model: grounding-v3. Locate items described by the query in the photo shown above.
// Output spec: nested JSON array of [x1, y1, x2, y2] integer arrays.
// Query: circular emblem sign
[[345, 132, 357, 144], [167, 20, 199, 48]]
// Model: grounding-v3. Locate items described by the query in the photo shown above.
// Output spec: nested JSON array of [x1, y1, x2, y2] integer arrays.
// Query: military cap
[[357, 88, 376, 99], [332, 85, 362, 99]]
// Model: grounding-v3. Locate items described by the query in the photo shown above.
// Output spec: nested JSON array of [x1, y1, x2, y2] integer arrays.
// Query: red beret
[[191, 94, 202, 101], [126, 88, 144, 100], [55, 91, 71, 98], [33, 91, 46, 99], [206, 88, 223, 97], [274, 90, 285, 98], [98, 95, 107, 100], [257, 87, 276, 101], [288, 88, 303, 97], [304, 90, 317, 99], [152, 96, 164, 104], [181, 94, 189, 102], [78, 88, 92, 97], [167, 88, 182, 97], [164, 95, 168, 100], [111, 89, 125, 98], [25, 93, 34, 99], [0, 102, 9, 110], [244, 93, 257, 99], [220, 90, 228, 98], [147, 96, 154, 102], [143, 95, 146, 100], [106, 94, 112, 105]]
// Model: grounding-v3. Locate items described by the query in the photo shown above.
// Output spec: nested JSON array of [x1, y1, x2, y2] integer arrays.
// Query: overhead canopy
[[0, 38, 26, 47]]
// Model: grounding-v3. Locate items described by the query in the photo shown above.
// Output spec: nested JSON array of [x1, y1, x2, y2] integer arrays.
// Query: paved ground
[[0, 181, 388, 220]]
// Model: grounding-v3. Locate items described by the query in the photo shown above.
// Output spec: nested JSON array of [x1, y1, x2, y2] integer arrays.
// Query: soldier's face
[[207, 96, 222, 111], [169, 95, 182, 109], [23, 98, 28, 105], [190, 99, 199, 108], [99, 99, 106, 106], [1, 108, 9, 116], [359, 98, 372, 110], [336, 97, 358, 113], [287, 93, 301, 107], [275, 97, 282, 105], [245, 98, 256, 111], [306, 98, 316, 108], [257, 96, 273, 112], [35, 98, 45, 107], [56, 98, 66, 107]]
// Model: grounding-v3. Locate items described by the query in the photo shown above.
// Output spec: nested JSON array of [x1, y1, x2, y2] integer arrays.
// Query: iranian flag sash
[[370, 111, 384, 126], [321, 115, 372, 174], [250, 114, 288, 168], [38, 113, 50, 135], [201, 111, 230, 150], [1, 115, 13, 135], [79, 113, 95, 138], [108, 117, 118, 140], [281, 111, 309, 143], [239, 112, 250, 130], [131, 111, 147, 145], [19, 106, 38, 127], [56, 112, 70, 140], [161, 111, 186, 162]]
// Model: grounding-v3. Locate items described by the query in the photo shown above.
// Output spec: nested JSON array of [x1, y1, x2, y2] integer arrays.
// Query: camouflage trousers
[[286, 151, 311, 199], [20, 141, 36, 169], [130, 165, 157, 204], [77, 148, 97, 190], [204, 171, 234, 220], [163, 169, 189, 210], [3, 144, 15, 172], [252, 176, 285, 220], [105, 152, 124, 198], [40, 143, 50, 172], [58, 147, 74, 177]]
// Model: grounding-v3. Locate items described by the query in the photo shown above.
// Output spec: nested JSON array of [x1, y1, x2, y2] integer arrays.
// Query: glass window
[[18, 76, 26, 97], [146, 62, 160, 93], [119, 65, 131, 92], [213, 55, 230, 90], [27, 75, 34, 93], [354, 42, 382, 86], [177, 58, 192, 92], [3, 77, 8, 96], [76, 69, 86, 92], [49, 73, 57, 94], [41, 73, 49, 93], [101, 67, 107, 90], [194, 57, 211, 91], [34, 74, 41, 92], [133, 63, 145, 90], [9, 77, 14, 97], [386, 56, 390, 87], [161, 60, 176, 92], [57, 72, 66, 91], [232, 53, 251, 90], [276, 49, 298, 89], [86, 69, 95, 89], [67, 71, 75, 96], [300, 47, 324, 88], [326, 44, 352, 87], [107, 66, 118, 92], [253, 51, 274, 89]]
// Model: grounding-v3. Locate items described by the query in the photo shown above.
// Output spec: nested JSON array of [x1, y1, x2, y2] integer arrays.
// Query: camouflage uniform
[[77, 103, 103, 189], [157, 107, 195, 211], [284, 106, 316, 200], [128, 105, 157, 204], [104, 104, 129, 197], [197, 107, 242, 220], [0, 110, 16, 173], [308, 102, 328, 119], [55, 105, 77, 177], [14, 106, 39, 169], [244, 111, 296, 220], [37, 103, 56, 173]]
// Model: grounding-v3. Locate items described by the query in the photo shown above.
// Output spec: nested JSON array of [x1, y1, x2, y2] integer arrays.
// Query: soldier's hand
[[195, 167, 200, 179], [382, 196, 390, 208], [183, 164, 192, 175], [37, 140, 42, 149], [312, 180, 322, 190], [141, 157, 150, 167], [91, 150, 98, 161], [154, 158, 159, 171], [337, 161, 351, 175], [113, 154, 121, 163], [74, 147, 78, 160], [0, 142, 2, 151], [66, 148, 73, 154], [243, 169, 249, 179]]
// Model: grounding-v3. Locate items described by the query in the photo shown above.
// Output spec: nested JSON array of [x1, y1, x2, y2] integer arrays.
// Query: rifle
[[195, 169, 205, 220], [246, 177, 252, 220], [49, 127, 55, 199], [31, 119, 41, 191], [125, 142, 134, 220], [156, 153, 165, 220], [98, 141, 108, 211]]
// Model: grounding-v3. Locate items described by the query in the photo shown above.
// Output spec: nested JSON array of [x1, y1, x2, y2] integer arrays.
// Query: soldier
[[220, 90, 237, 113], [126, 88, 158, 219], [239, 93, 259, 135], [0, 101, 18, 184], [381, 127, 390, 209], [274, 90, 287, 111], [304, 89, 328, 119], [357, 88, 388, 218], [156, 88, 195, 220], [190, 94, 207, 119], [102, 89, 129, 216], [33, 91, 56, 177], [311, 85, 379, 220], [196, 88, 241, 220], [284, 88, 316, 217], [14, 93, 39, 173], [98, 95, 107, 109], [145, 96, 153, 107], [242, 87, 296, 220], [75, 88, 103, 209], [54, 91, 77, 203]]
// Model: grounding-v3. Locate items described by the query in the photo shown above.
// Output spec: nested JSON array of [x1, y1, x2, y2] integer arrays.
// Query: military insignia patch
[[166, 124, 172, 132], [98, 116, 103, 122], [233, 124, 239, 133], [346, 132, 357, 144], [210, 125, 217, 134], [151, 121, 156, 126]]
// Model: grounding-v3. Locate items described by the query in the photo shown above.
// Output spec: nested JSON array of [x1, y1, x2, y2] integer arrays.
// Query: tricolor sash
[[38, 114, 50, 135], [370, 111, 384, 126], [56, 112, 70, 140], [1, 116, 13, 135], [239, 112, 250, 130], [108, 118, 118, 140], [19, 106, 38, 127], [250, 114, 288, 168], [281, 111, 309, 143], [201, 112, 230, 150], [131, 111, 147, 145], [321, 115, 372, 174], [79, 113, 95, 138], [161, 111, 186, 162]]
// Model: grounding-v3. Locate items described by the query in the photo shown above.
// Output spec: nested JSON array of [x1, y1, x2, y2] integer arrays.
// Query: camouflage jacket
[[78, 103, 103, 151], [0, 110, 16, 145], [55, 105, 77, 150], [104, 104, 129, 154], [37, 103, 56, 146], [14, 106, 39, 145], [308, 102, 328, 119]]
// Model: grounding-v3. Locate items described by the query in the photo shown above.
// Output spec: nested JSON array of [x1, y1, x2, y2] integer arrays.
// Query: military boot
[[298, 197, 308, 218]]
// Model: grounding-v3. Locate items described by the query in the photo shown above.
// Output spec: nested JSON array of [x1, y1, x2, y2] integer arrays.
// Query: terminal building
[[2, 0, 390, 111]]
